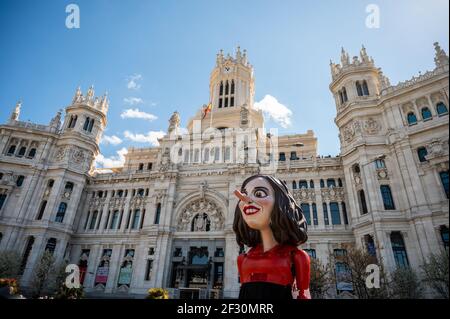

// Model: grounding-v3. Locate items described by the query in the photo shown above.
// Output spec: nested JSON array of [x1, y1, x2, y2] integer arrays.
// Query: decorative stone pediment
[[177, 198, 224, 232]]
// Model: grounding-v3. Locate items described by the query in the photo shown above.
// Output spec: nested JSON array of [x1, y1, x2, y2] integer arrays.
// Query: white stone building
[[0, 44, 448, 298]]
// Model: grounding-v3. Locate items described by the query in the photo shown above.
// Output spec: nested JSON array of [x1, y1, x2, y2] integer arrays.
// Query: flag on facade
[[202, 103, 212, 119]]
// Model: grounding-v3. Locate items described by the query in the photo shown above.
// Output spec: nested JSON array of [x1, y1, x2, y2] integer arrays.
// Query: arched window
[[339, 91, 344, 104], [312, 203, 318, 226], [27, 148, 36, 158], [417, 147, 428, 162], [83, 117, 90, 130], [436, 102, 448, 116], [353, 164, 360, 174], [225, 81, 229, 95], [342, 87, 348, 102], [364, 234, 376, 257], [301, 203, 311, 225], [214, 147, 220, 161], [154, 203, 161, 224], [131, 209, 141, 229], [342, 202, 348, 225], [299, 180, 308, 189], [0, 193, 7, 210], [326, 178, 336, 188], [330, 202, 341, 225], [356, 81, 363, 97], [380, 185, 395, 210], [65, 182, 74, 192], [304, 249, 316, 259], [309, 180, 315, 188], [88, 119, 95, 132], [390, 232, 409, 267], [68, 115, 77, 128], [110, 210, 120, 229], [36, 201, 47, 220], [219, 81, 223, 96], [45, 238, 57, 255], [440, 225, 449, 249], [362, 80, 370, 96], [224, 147, 231, 161], [375, 159, 386, 169], [55, 202, 67, 223], [204, 148, 210, 162], [407, 112, 417, 125], [89, 211, 98, 230], [16, 175, 25, 187], [439, 171, 449, 199], [231, 80, 235, 94], [421, 107, 432, 120], [17, 146, 26, 157], [137, 189, 144, 197], [359, 190, 368, 215], [20, 236, 35, 274], [7, 145, 16, 155], [320, 179, 325, 188], [48, 179, 54, 188], [338, 178, 343, 187], [323, 203, 329, 225], [292, 181, 297, 189]]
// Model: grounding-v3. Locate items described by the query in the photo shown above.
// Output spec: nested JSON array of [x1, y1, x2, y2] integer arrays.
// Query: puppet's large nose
[[234, 190, 252, 203]]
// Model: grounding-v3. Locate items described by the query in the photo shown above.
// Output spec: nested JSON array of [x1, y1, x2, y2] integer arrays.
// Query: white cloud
[[120, 108, 158, 121], [100, 135, 123, 146], [254, 94, 293, 128], [123, 97, 144, 105], [124, 130, 165, 146], [95, 147, 128, 168], [126, 74, 142, 90]]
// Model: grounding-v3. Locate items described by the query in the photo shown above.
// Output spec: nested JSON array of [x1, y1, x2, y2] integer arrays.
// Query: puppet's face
[[236, 177, 275, 230]]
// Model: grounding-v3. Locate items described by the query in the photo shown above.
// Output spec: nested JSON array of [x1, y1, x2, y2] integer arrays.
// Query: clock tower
[[187, 47, 263, 132]]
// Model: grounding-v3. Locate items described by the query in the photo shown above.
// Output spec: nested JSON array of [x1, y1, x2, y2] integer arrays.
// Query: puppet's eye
[[254, 190, 267, 198]]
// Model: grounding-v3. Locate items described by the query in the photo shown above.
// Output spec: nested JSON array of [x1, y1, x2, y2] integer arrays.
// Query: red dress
[[237, 244, 311, 299]]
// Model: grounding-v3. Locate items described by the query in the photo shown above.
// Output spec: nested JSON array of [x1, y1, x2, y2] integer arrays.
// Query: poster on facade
[[117, 263, 133, 286], [95, 265, 109, 284]]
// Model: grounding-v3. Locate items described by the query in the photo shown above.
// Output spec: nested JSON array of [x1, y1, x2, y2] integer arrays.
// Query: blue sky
[[0, 0, 448, 166]]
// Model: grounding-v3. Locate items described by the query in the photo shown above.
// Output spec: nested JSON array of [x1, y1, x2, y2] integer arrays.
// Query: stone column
[[223, 231, 240, 298], [84, 245, 101, 289], [21, 234, 46, 287], [105, 244, 122, 293]]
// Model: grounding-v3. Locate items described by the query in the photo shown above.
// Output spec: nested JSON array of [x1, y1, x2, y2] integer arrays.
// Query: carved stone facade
[[0, 45, 448, 299]]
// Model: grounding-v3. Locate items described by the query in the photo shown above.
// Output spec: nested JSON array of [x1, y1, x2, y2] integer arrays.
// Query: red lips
[[243, 205, 260, 215]]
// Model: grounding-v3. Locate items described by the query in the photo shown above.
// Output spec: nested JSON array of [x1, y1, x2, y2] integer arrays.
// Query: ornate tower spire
[[49, 109, 62, 130], [86, 85, 95, 101], [216, 49, 224, 66], [340, 47, 350, 66], [434, 42, 449, 68], [360, 44, 369, 63], [236, 46, 242, 62], [73, 86, 82, 104], [10, 100, 21, 121], [168, 111, 181, 134]]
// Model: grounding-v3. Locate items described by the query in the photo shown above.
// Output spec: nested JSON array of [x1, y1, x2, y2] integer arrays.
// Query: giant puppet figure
[[233, 175, 311, 299]]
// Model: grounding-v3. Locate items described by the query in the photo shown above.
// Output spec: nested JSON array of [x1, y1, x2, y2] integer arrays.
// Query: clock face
[[223, 64, 232, 73]]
